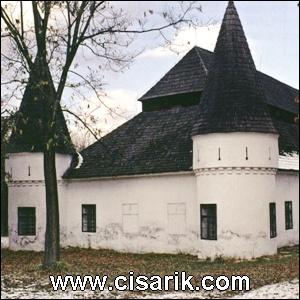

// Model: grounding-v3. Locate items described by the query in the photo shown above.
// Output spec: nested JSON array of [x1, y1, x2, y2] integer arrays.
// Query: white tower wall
[[193, 132, 279, 259], [5, 152, 72, 251]]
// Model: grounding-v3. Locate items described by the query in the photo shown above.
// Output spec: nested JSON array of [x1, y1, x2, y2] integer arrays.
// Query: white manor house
[[3, 1, 299, 259]]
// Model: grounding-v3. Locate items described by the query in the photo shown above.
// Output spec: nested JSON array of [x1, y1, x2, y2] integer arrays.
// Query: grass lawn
[[1, 245, 299, 298]]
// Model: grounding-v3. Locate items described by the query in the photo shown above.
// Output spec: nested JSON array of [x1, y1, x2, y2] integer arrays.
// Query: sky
[[91, 1, 299, 135]]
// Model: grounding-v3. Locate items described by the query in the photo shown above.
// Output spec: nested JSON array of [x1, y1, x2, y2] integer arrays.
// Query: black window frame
[[82, 204, 96, 233], [285, 201, 293, 230], [18, 207, 36, 236], [269, 202, 277, 238], [200, 204, 217, 240]]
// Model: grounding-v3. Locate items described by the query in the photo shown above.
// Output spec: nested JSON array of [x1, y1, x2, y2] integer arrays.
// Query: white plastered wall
[[276, 171, 299, 247], [5, 141, 299, 259], [6, 151, 200, 254], [6, 152, 72, 251], [192, 132, 280, 259], [61, 173, 198, 254]]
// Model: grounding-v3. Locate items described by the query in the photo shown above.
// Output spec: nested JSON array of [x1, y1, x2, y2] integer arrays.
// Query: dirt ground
[[1, 245, 299, 299]]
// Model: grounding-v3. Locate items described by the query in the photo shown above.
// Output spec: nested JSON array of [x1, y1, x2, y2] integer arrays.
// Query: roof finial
[[228, 1, 235, 6]]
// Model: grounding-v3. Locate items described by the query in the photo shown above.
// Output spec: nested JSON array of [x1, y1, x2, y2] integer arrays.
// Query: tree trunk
[[1, 179, 8, 237], [41, 61, 61, 267], [43, 145, 60, 267], [1, 124, 8, 237], [30, 55, 61, 268]]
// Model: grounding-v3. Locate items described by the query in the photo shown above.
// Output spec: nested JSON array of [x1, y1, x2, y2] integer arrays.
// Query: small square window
[[18, 207, 36, 236]]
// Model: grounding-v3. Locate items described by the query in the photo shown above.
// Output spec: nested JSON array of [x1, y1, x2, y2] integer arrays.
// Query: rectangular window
[[269, 203, 277, 238], [201, 204, 217, 240], [285, 201, 293, 230], [18, 207, 36, 236], [82, 205, 96, 232]]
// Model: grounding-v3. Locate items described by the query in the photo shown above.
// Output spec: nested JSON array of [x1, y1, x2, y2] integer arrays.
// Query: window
[[285, 201, 293, 230], [18, 207, 36, 236], [122, 203, 139, 234], [269, 203, 277, 238], [167, 203, 186, 235], [201, 204, 217, 240], [82, 205, 96, 232]]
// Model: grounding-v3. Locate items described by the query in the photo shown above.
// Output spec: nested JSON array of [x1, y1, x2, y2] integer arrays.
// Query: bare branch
[[1, 6, 33, 69], [62, 108, 100, 141]]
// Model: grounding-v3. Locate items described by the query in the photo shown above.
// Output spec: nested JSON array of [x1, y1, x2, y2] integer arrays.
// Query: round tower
[[193, 132, 279, 259], [192, 1, 279, 259], [5, 74, 74, 251], [5, 152, 72, 251]]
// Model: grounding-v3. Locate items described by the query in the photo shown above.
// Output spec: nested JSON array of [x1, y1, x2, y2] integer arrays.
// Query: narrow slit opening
[[246, 147, 249, 160]]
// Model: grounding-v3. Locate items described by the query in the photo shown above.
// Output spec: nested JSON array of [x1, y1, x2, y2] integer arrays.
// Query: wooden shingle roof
[[64, 1, 299, 179], [64, 106, 197, 178], [139, 46, 298, 115], [192, 1, 276, 135], [64, 106, 298, 179], [7, 65, 74, 154], [139, 47, 212, 101]]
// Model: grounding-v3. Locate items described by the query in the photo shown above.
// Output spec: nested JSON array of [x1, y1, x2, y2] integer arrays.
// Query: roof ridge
[[139, 43, 299, 104], [257, 71, 299, 91], [139, 46, 209, 101], [194, 46, 213, 54], [195, 47, 208, 75]]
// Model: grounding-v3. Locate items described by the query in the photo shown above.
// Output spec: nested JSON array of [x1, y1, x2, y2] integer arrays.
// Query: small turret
[[5, 61, 75, 182], [5, 64, 74, 251]]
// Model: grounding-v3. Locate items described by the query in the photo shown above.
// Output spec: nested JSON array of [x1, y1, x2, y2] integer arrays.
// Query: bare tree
[[1, 1, 202, 267], [1, 115, 12, 237]]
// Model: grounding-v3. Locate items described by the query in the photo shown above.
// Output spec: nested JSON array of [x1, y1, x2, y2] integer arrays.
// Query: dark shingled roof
[[139, 47, 211, 101], [273, 120, 299, 154], [64, 106, 197, 178], [192, 1, 276, 135], [7, 64, 74, 154], [64, 1, 298, 179], [139, 46, 298, 115], [257, 72, 299, 114], [64, 107, 298, 179]]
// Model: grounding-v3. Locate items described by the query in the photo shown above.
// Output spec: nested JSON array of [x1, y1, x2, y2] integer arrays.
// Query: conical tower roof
[[8, 64, 74, 154], [192, 1, 277, 135]]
